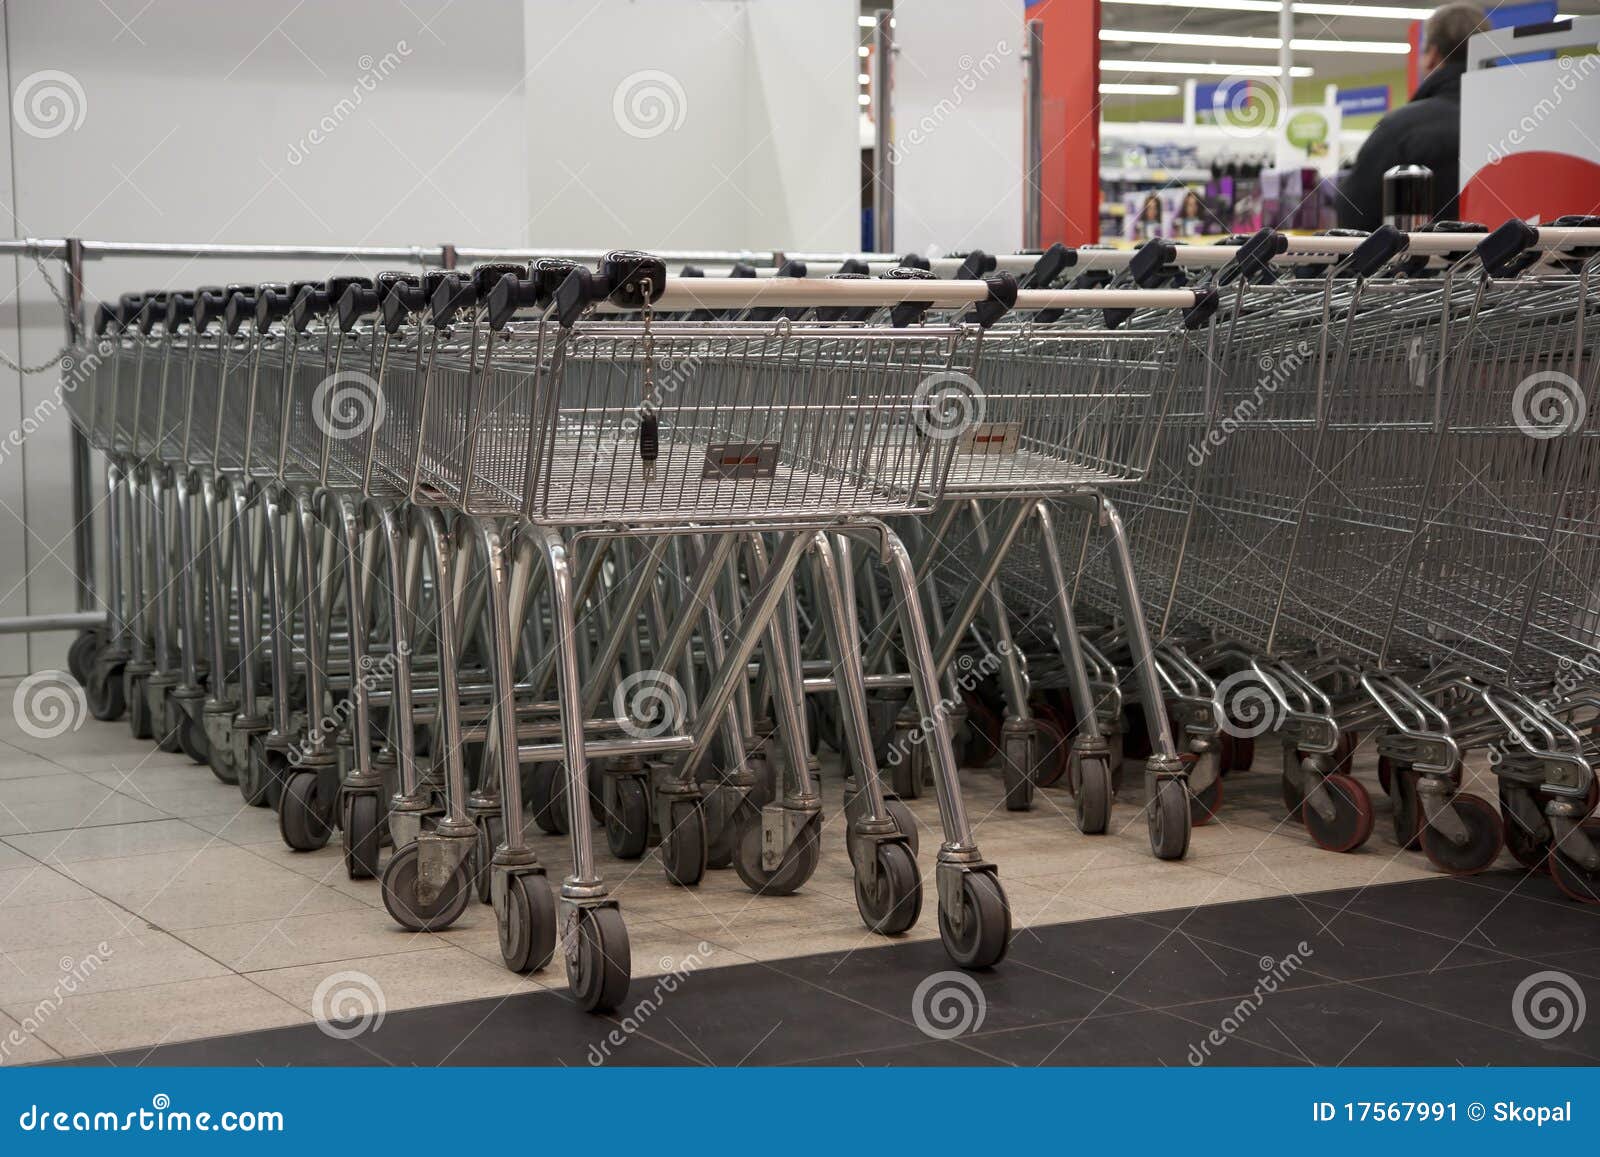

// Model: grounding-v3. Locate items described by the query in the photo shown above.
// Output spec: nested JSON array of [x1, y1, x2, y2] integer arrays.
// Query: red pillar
[[1030, 0, 1101, 246], [1407, 20, 1422, 96]]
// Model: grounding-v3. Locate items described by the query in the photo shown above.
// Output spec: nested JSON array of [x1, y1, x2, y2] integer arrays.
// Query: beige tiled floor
[[0, 677, 1497, 1064]]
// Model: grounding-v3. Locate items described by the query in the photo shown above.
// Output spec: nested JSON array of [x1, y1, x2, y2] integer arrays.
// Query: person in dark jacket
[[1336, 3, 1489, 230]]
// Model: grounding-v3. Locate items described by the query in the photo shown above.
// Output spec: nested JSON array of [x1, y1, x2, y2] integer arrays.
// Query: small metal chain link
[[0, 256, 77, 375]]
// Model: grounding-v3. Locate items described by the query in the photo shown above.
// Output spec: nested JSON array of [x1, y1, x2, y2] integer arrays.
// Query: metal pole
[[1279, 0, 1294, 121], [872, 9, 894, 254], [64, 238, 96, 615], [1023, 18, 1044, 250]]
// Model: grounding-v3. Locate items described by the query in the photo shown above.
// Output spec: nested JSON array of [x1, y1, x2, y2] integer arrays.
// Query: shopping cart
[[1088, 222, 1600, 876], [336, 255, 1075, 1009]]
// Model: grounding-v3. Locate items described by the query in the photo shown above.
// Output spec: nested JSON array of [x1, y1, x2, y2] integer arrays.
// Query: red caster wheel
[[1500, 792, 1551, 874], [1302, 773, 1375, 853], [1388, 764, 1423, 850], [1218, 731, 1255, 773], [1551, 818, 1600, 903], [1299, 732, 1357, 778], [1420, 793, 1504, 875]]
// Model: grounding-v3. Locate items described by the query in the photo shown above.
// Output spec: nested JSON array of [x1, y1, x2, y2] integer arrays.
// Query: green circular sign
[[1285, 111, 1329, 150]]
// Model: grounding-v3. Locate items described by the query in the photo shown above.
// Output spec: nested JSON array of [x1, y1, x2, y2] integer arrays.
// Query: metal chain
[[0, 256, 76, 375], [640, 277, 655, 414]]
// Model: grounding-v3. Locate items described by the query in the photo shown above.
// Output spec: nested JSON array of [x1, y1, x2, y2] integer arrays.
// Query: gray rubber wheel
[[279, 769, 333, 852], [733, 813, 820, 896], [499, 872, 556, 974], [473, 814, 505, 903], [1076, 754, 1113, 835], [568, 906, 630, 1014], [344, 792, 383, 880], [1148, 776, 1192, 861], [178, 711, 210, 765], [938, 870, 1010, 969], [529, 763, 569, 836], [126, 673, 152, 739], [87, 663, 126, 722], [606, 776, 650, 860], [381, 842, 470, 933], [240, 737, 273, 807], [854, 841, 922, 935], [661, 799, 707, 886]]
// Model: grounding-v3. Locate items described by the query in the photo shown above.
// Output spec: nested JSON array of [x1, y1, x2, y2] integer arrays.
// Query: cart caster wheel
[[705, 796, 752, 870], [1551, 818, 1600, 903], [1148, 776, 1191, 860], [280, 770, 334, 852], [1389, 765, 1423, 850], [854, 842, 922, 935], [661, 799, 707, 887], [1105, 730, 1125, 777], [1231, 733, 1255, 772], [177, 713, 209, 765], [154, 698, 184, 754], [887, 749, 921, 799], [884, 797, 919, 859], [473, 814, 505, 903], [844, 796, 920, 868], [1001, 750, 1034, 812], [87, 663, 127, 722], [1282, 767, 1306, 819], [605, 777, 650, 860], [207, 739, 239, 786], [1189, 766, 1224, 827], [568, 906, 631, 1013], [529, 763, 568, 835], [240, 738, 273, 807], [499, 873, 556, 974], [733, 813, 820, 896], [1075, 754, 1113, 835], [938, 870, 1009, 969], [1302, 773, 1374, 853], [1032, 716, 1070, 788], [344, 792, 383, 880], [1377, 754, 1394, 795], [1499, 787, 1550, 873], [381, 842, 471, 932], [68, 630, 102, 685], [1421, 793, 1503, 875], [126, 673, 152, 739]]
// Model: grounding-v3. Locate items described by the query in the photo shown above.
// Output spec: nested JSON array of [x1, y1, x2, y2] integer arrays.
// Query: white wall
[[891, 0, 1025, 257], [0, 0, 860, 674], [0, 0, 529, 673], [522, 0, 859, 252]]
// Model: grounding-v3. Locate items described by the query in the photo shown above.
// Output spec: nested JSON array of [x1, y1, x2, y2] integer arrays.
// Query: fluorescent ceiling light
[[858, 93, 871, 105], [1102, 58, 1315, 77], [1102, 28, 1408, 53], [859, 73, 871, 84], [1101, 83, 1183, 95], [858, 46, 869, 57], [858, 15, 876, 27]]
